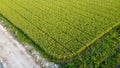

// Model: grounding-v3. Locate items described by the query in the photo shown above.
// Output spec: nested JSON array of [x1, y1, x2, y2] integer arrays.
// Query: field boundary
[[75, 22, 120, 57], [61, 24, 120, 64]]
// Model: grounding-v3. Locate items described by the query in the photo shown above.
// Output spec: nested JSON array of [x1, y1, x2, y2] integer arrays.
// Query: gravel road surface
[[0, 22, 40, 68]]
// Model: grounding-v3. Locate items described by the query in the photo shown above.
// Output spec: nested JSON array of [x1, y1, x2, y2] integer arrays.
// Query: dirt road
[[0, 22, 40, 68]]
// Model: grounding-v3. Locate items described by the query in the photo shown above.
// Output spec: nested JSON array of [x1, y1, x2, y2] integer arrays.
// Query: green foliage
[[0, 0, 120, 61], [62, 27, 120, 68]]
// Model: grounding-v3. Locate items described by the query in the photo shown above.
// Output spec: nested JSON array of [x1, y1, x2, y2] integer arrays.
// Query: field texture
[[0, 0, 120, 59]]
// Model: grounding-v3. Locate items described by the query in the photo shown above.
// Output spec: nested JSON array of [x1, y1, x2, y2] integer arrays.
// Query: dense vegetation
[[62, 26, 120, 68], [0, 0, 120, 64]]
